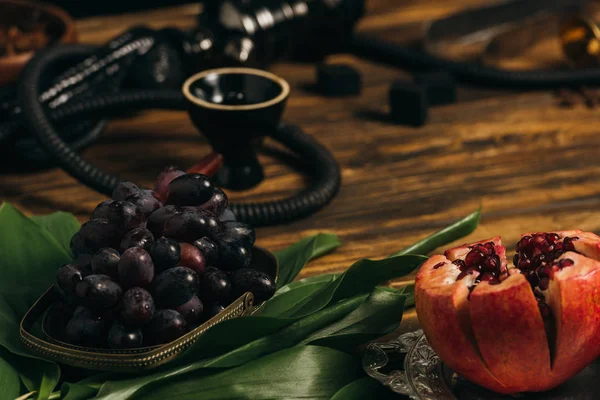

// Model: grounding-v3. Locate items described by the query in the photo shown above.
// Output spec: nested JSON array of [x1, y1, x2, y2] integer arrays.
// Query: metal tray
[[20, 246, 277, 373], [363, 330, 600, 399]]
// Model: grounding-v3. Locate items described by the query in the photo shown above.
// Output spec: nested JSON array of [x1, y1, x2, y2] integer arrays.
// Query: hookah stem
[[18, 45, 341, 226]]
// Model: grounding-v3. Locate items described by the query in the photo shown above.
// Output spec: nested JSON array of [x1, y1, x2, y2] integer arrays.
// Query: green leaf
[[60, 383, 99, 400], [397, 284, 415, 308], [390, 208, 481, 257], [29, 212, 80, 255], [331, 377, 397, 400], [139, 346, 363, 400], [0, 203, 71, 316], [259, 274, 338, 317], [93, 295, 366, 400], [303, 287, 406, 351], [0, 351, 21, 400], [274, 233, 341, 288], [282, 254, 427, 318]]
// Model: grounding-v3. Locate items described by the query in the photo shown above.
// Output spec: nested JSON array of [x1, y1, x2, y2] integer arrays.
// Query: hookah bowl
[[182, 67, 290, 190]]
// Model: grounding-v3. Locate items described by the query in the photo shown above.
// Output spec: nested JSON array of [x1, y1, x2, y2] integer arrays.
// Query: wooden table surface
[[3, 0, 600, 306]]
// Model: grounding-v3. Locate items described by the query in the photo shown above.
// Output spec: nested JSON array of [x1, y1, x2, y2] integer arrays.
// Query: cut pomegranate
[[415, 230, 600, 394]]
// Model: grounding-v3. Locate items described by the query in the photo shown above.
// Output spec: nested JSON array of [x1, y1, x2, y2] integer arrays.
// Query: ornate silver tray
[[363, 330, 600, 399]]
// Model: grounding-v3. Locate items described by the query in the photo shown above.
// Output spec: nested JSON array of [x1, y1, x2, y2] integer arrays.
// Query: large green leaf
[[274, 233, 341, 288], [281, 254, 427, 318], [331, 377, 398, 400], [0, 350, 21, 400], [60, 383, 100, 400], [390, 209, 481, 257], [303, 287, 406, 351], [29, 212, 80, 255], [138, 346, 363, 400]]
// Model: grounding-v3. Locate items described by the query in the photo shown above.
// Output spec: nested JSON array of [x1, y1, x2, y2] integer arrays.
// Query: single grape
[[70, 232, 92, 257], [56, 264, 90, 294], [231, 268, 276, 303], [79, 219, 121, 252], [76, 275, 123, 310], [153, 267, 199, 307], [144, 309, 186, 345], [112, 182, 141, 201], [166, 173, 214, 206], [107, 201, 146, 231], [219, 208, 236, 222], [108, 322, 143, 349], [175, 295, 203, 325], [221, 221, 255, 248], [126, 190, 163, 217], [73, 253, 93, 270], [199, 188, 228, 215], [218, 237, 251, 270], [91, 200, 114, 220], [179, 243, 206, 274], [193, 237, 219, 266], [45, 301, 75, 340], [200, 267, 231, 303], [154, 166, 185, 202], [150, 237, 181, 272], [120, 228, 154, 252], [146, 205, 180, 238], [120, 287, 155, 326], [118, 247, 155, 288], [64, 306, 109, 347], [91, 248, 120, 279], [163, 209, 221, 243], [204, 303, 225, 321]]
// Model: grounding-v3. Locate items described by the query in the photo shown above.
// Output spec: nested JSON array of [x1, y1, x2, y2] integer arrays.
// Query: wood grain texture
[[3, 0, 600, 289]]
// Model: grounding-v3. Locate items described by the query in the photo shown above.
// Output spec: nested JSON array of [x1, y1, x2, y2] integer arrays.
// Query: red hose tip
[[186, 152, 224, 177]]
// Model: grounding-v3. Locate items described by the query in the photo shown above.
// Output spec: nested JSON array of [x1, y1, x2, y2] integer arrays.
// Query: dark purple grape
[[120, 287, 155, 326], [193, 237, 219, 266], [175, 295, 203, 325], [153, 267, 199, 307], [91, 248, 120, 279], [179, 243, 206, 275], [120, 228, 154, 252], [150, 237, 181, 271], [163, 209, 221, 243], [231, 268, 276, 303], [118, 248, 155, 288], [218, 237, 251, 270], [57, 264, 90, 294], [91, 200, 114, 220], [154, 166, 185, 202], [75, 275, 123, 310], [146, 205, 180, 238], [70, 232, 92, 257], [108, 322, 143, 349], [166, 174, 214, 206], [199, 188, 228, 215], [112, 182, 141, 201], [73, 253, 93, 270], [204, 303, 225, 321], [45, 301, 75, 340], [144, 309, 186, 345], [200, 267, 231, 303], [79, 219, 121, 252], [221, 221, 255, 247], [219, 208, 236, 222], [65, 307, 109, 347], [107, 201, 146, 231], [126, 190, 163, 217]]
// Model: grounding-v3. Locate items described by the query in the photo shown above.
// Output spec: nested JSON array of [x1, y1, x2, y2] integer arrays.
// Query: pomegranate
[[415, 230, 600, 394]]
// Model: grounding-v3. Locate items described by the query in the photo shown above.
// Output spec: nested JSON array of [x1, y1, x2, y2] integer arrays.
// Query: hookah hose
[[17, 44, 341, 227]]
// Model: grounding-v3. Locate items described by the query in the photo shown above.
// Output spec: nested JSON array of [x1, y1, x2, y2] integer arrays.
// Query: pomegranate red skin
[[416, 232, 600, 394]]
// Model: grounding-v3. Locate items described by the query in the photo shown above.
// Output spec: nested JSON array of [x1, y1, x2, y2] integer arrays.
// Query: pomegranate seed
[[537, 266, 550, 278], [465, 250, 484, 268], [558, 258, 575, 269], [482, 255, 499, 272], [513, 254, 519, 266], [546, 233, 560, 243], [452, 259, 466, 269], [433, 262, 445, 269], [539, 277, 550, 290], [532, 254, 546, 268], [518, 258, 533, 270], [525, 271, 539, 286]]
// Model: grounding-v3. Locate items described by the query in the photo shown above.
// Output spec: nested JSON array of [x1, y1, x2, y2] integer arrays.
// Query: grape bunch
[[52, 167, 276, 349]]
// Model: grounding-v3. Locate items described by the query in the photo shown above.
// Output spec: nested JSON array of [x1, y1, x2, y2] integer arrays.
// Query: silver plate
[[363, 330, 600, 399]]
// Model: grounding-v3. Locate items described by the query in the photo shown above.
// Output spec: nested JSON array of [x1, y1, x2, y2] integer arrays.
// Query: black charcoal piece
[[414, 70, 456, 106], [316, 64, 362, 97], [389, 81, 428, 126]]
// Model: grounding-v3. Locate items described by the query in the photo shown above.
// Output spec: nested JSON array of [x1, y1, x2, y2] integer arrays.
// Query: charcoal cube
[[316, 64, 362, 97], [389, 81, 428, 126], [414, 70, 456, 106]]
